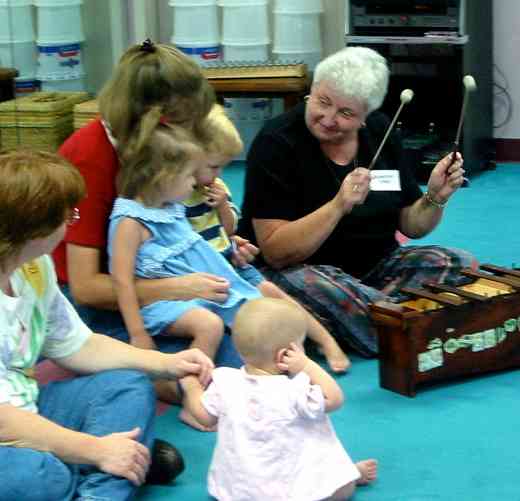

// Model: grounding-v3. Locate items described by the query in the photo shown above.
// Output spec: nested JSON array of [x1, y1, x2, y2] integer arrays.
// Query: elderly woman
[[238, 46, 476, 358]]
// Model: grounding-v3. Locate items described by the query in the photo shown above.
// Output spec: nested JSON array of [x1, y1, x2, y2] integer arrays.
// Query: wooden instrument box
[[370, 265, 520, 397]]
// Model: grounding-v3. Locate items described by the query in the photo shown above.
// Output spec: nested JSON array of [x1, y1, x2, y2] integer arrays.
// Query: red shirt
[[53, 119, 119, 284]]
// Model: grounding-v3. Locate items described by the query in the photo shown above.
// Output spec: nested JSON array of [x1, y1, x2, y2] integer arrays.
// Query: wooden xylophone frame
[[369, 265, 520, 397]]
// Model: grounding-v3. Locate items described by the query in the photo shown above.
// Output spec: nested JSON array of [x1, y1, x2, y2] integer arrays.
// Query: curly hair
[[313, 46, 389, 114]]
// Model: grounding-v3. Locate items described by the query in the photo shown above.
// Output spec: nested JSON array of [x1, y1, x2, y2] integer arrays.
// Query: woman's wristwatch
[[423, 191, 447, 209]]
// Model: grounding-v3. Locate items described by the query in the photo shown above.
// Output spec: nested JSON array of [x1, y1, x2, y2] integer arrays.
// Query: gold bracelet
[[424, 191, 447, 209]]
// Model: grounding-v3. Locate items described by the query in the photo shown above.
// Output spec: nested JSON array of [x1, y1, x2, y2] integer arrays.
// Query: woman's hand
[[230, 235, 259, 268], [164, 348, 215, 387], [277, 342, 309, 376], [95, 427, 150, 486], [203, 181, 228, 208], [335, 167, 371, 213], [427, 152, 465, 204], [162, 273, 230, 302]]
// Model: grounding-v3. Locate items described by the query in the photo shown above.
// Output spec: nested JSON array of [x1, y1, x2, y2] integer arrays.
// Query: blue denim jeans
[[60, 285, 243, 368], [0, 369, 155, 501]]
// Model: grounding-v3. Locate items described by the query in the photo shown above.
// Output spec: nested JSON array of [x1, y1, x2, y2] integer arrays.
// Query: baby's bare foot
[[319, 340, 351, 373], [179, 408, 216, 432], [356, 459, 378, 486]]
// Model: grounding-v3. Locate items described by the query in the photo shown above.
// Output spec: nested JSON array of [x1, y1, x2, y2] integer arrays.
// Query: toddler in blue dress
[[108, 123, 261, 430]]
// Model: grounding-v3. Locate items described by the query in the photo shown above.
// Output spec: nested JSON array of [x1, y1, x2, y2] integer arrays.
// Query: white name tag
[[370, 170, 401, 191]]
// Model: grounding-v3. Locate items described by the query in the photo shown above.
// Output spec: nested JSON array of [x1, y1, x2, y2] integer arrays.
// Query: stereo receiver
[[347, 0, 465, 36]]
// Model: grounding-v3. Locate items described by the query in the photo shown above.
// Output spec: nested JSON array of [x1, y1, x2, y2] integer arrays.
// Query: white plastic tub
[[229, 118, 265, 161], [273, 11, 322, 53], [40, 76, 85, 92], [173, 40, 222, 66], [221, 2, 269, 45], [171, 0, 216, 4], [15, 76, 41, 97], [34, 0, 85, 44], [170, 1, 219, 45], [224, 97, 272, 121], [272, 49, 322, 71], [0, 41, 37, 78], [36, 42, 84, 80], [218, 0, 266, 5], [274, 0, 323, 13], [0, 0, 34, 43], [222, 43, 269, 63]]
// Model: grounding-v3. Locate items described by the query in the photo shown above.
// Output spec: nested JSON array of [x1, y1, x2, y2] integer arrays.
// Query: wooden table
[[202, 64, 310, 110]]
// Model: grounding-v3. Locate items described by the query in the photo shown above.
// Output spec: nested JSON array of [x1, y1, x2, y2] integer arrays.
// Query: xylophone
[[370, 264, 520, 396]]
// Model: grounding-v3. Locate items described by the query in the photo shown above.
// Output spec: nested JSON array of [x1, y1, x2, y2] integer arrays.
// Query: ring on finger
[[353, 184, 359, 192]]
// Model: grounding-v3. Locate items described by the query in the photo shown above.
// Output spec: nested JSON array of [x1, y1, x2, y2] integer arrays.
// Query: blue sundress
[[108, 198, 261, 336]]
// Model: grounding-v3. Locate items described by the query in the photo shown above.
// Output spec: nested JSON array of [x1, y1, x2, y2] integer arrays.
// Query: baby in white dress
[[181, 297, 378, 501]]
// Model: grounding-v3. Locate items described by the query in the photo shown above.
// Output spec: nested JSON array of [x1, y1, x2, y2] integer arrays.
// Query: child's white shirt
[[201, 366, 360, 501]]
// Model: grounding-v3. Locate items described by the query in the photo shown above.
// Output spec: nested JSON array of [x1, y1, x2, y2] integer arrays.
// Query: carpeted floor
[[134, 163, 520, 501]]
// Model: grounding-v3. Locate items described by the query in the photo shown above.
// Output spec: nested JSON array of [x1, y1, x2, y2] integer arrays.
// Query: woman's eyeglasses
[[66, 207, 80, 226]]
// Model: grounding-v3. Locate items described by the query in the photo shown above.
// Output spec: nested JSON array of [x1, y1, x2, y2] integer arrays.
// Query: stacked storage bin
[[35, 0, 86, 91], [272, 0, 323, 71], [170, 0, 221, 66], [219, 0, 270, 63], [223, 97, 272, 161], [0, 0, 39, 96], [219, 0, 271, 158]]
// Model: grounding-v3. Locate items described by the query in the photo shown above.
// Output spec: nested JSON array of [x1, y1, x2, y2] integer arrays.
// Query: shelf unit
[[345, 1, 493, 180]]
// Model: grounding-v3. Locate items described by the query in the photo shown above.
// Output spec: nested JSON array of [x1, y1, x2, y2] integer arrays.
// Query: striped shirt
[[184, 178, 239, 257]]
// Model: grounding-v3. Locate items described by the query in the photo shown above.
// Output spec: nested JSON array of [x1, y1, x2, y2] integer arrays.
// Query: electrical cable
[[493, 63, 513, 129]]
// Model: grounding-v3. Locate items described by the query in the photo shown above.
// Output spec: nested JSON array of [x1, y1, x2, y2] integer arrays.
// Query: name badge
[[370, 170, 401, 191]]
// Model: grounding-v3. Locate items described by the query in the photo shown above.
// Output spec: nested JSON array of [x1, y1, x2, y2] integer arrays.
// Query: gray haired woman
[[238, 46, 476, 359]]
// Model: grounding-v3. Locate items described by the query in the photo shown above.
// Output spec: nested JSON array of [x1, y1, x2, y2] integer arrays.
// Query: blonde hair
[[98, 41, 215, 160], [117, 123, 202, 206], [232, 298, 307, 366], [0, 149, 85, 268], [204, 104, 243, 158]]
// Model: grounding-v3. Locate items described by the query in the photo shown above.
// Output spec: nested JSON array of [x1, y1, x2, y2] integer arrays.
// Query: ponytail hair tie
[[140, 38, 156, 53]]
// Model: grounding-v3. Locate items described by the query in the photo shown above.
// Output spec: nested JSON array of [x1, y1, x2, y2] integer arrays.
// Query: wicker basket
[[0, 91, 90, 151], [74, 98, 99, 130]]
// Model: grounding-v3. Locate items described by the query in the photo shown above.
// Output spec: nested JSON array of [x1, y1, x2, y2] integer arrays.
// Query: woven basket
[[0, 91, 89, 151], [73, 98, 99, 130]]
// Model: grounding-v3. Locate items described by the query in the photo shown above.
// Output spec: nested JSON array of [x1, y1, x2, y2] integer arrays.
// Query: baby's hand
[[204, 182, 228, 208], [230, 235, 259, 268], [277, 342, 309, 376]]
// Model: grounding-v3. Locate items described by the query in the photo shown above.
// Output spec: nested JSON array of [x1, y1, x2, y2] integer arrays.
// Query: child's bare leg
[[257, 280, 350, 373], [166, 308, 224, 360], [161, 309, 224, 431], [325, 459, 377, 500]]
